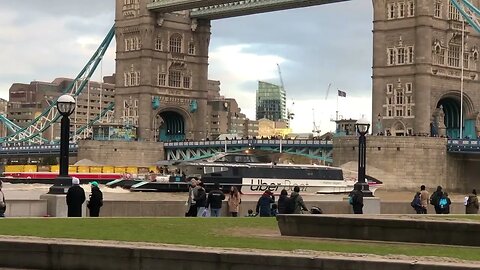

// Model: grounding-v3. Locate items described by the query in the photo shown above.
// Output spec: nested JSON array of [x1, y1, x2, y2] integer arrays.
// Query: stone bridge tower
[[114, 0, 211, 142], [372, 0, 480, 138]]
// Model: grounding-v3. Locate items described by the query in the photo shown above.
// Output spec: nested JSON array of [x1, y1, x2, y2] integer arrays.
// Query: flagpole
[[336, 89, 339, 121], [460, 18, 465, 139]]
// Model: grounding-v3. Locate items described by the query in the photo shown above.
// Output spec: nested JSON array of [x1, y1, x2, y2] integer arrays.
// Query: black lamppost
[[48, 94, 76, 194], [353, 117, 373, 197]]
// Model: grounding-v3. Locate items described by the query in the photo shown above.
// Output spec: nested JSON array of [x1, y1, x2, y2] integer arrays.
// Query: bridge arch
[[435, 91, 475, 138], [154, 107, 193, 142]]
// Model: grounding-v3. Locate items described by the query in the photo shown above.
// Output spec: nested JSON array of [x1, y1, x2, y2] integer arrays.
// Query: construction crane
[[312, 108, 321, 136], [325, 83, 332, 100]]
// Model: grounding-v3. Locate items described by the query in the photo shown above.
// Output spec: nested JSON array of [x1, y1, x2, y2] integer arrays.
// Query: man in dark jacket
[[256, 190, 275, 217], [466, 189, 479, 214], [87, 181, 103, 217], [277, 189, 289, 214], [290, 186, 308, 214], [207, 183, 225, 217], [194, 182, 207, 217], [66, 177, 86, 217], [349, 185, 364, 214], [430, 186, 444, 214]]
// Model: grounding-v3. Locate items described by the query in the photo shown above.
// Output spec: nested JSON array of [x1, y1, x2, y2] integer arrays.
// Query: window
[[396, 109, 404, 117], [157, 73, 166, 86], [387, 84, 394, 93], [407, 1, 414, 17], [125, 37, 141, 51], [397, 47, 406, 64], [183, 76, 191, 89], [388, 109, 393, 117], [398, 2, 405, 18], [448, 44, 461, 67], [168, 70, 181, 87], [388, 97, 393, 104], [407, 46, 414, 63], [449, 1, 460, 20], [433, 46, 446, 65], [406, 83, 412, 93], [396, 91, 404, 105], [188, 42, 195, 55], [407, 96, 412, 104], [387, 3, 396, 19], [464, 52, 469, 69], [155, 37, 163, 51], [125, 39, 131, 51], [388, 48, 396, 65], [169, 34, 182, 53], [434, 1, 442, 18], [123, 71, 140, 87]]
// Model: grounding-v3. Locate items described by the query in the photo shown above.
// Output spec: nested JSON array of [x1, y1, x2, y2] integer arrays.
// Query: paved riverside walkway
[[0, 235, 480, 270]]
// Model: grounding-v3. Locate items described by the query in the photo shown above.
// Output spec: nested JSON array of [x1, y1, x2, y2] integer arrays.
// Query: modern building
[[7, 76, 115, 141], [256, 81, 287, 122], [372, 0, 480, 138], [257, 118, 291, 138]]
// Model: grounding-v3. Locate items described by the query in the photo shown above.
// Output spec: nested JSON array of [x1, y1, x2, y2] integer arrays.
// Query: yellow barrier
[[148, 166, 159, 173], [68, 166, 78, 173], [77, 166, 89, 173], [4, 165, 24, 172], [102, 166, 114, 173], [24, 165, 37, 172], [89, 166, 103, 173], [114, 167, 126, 173], [50, 165, 59, 172], [126, 167, 138, 174]]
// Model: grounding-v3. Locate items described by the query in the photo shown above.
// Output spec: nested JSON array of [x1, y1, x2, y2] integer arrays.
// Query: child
[[271, 204, 279, 217]]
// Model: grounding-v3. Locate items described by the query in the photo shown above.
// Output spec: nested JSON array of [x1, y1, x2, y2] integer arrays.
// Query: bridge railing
[[164, 139, 333, 148], [447, 139, 480, 152]]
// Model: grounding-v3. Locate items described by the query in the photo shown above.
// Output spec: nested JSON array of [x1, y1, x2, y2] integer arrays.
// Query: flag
[[338, 90, 347, 97]]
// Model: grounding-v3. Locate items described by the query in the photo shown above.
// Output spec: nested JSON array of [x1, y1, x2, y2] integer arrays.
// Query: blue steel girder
[[190, 0, 351, 20], [147, 0, 238, 12], [166, 146, 246, 160]]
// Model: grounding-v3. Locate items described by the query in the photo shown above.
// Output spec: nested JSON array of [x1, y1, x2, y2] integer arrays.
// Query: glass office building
[[256, 81, 286, 121]]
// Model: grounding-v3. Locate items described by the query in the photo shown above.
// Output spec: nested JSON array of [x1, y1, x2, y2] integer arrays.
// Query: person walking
[[439, 192, 451, 214], [277, 189, 289, 214], [466, 189, 479, 214], [349, 185, 364, 214], [194, 182, 207, 217], [185, 179, 198, 217], [419, 185, 429, 214], [0, 181, 6, 218], [227, 186, 241, 217], [207, 183, 225, 217], [66, 177, 86, 217], [290, 186, 308, 214], [430, 186, 444, 214], [256, 190, 275, 217], [87, 181, 103, 217]]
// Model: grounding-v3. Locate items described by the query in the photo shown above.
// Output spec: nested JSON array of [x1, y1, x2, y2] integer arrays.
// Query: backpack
[[285, 197, 296, 214], [348, 196, 354, 205], [439, 197, 448, 209]]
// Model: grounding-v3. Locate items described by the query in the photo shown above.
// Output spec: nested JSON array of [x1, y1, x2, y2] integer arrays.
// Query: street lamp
[[353, 116, 373, 197], [48, 94, 76, 194]]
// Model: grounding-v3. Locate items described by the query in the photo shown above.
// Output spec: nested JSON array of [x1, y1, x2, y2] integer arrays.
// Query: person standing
[[430, 186, 444, 214], [87, 181, 103, 217], [349, 185, 364, 214], [419, 185, 429, 214], [290, 186, 308, 214], [0, 181, 6, 218], [439, 192, 451, 214], [466, 189, 479, 214], [227, 186, 241, 217], [66, 177, 86, 217], [207, 183, 225, 217]]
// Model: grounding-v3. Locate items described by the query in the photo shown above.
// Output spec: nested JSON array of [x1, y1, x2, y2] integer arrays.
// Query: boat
[[0, 171, 123, 184], [111, 153, 382, 194]]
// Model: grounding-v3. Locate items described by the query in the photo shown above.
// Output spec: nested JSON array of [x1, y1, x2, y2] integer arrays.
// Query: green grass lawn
[[1, 217, 480, 261]]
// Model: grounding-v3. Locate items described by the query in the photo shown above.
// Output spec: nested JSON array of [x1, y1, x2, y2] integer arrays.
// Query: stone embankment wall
[[78, 140, 164, 166], [333, 136, 453, 191]]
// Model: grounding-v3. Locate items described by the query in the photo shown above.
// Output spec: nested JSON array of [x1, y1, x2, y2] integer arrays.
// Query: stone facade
[[333, 136, 449, 190], [77, 140, 164, 166], [372, 0, 480, 138], [115, 0, 211, 142]]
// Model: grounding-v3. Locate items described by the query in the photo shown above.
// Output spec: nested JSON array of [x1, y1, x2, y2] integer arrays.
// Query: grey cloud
[[210, 0, 372, 100]]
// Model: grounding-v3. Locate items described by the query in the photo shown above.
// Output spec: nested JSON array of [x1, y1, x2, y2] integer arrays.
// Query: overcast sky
[[0, 0, 372, 134]]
